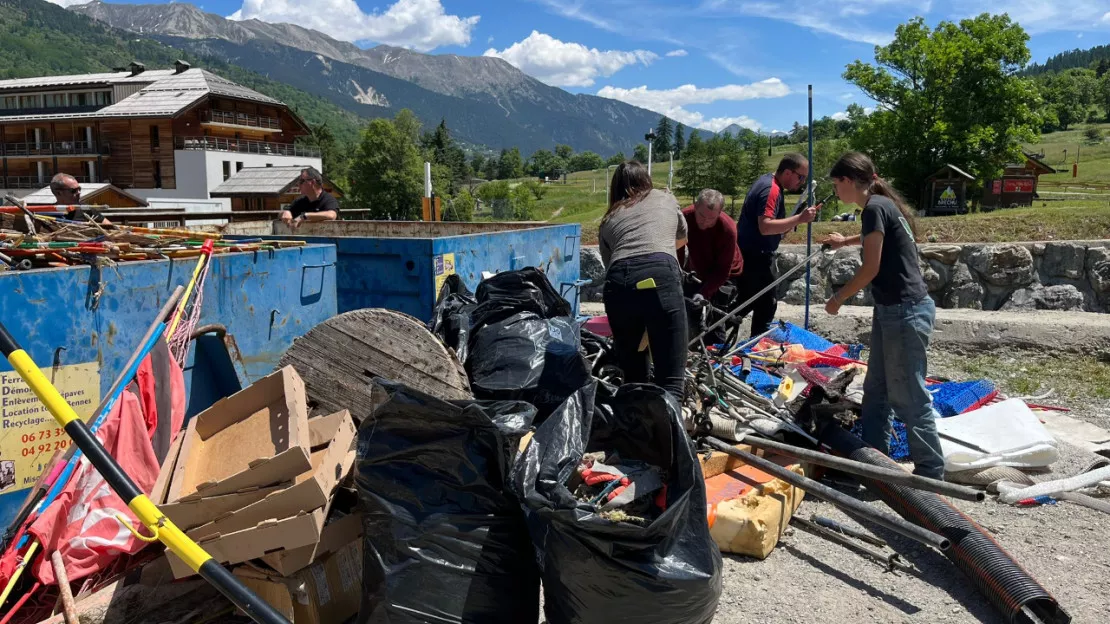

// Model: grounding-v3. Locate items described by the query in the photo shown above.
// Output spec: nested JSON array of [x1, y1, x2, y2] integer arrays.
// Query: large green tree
[[1037, 69, 1098, 130], [673, 123, 686, 159], [348, 109, 424, 220], [653, 116, 674, 156], [633, 143, 649, 163], [498, 147, 524, 179], [844, 14, 1041, 206], [676, 131, 709, 200]]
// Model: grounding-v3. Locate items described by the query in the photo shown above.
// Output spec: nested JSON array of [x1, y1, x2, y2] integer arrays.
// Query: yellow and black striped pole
[[0, 322, 289, 624]]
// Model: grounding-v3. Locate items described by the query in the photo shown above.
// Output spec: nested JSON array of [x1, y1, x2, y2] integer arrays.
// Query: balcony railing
[[202, 110, 282, 130], [174, 136, 320, 158], [1, 142, 110, 156], [2, 175, 90, 189]]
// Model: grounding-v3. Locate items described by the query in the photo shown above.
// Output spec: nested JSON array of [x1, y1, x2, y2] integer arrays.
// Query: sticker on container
[[0, 362, 99, 494], [433, 252, 457, 295], [309, 563, 332, 605], [336, 542, 361, 592]]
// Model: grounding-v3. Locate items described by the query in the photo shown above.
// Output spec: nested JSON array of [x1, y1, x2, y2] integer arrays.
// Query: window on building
[[150, 125, 160, 149], [95, 91, 111, 106], [44, 94, 62, 108], [153, 161, 162, 188], [20, 95, 38, 109], [73, 93, 89, 107], [236, 162, 244, 172], [223, 161, 231, 181]]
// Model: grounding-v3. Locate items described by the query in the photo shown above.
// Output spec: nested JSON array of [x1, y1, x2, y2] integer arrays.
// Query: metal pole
[[741, 435, 985, 501], [0, 323, 289, 624], [689, 246, 825, 347], [805, 84, 814, 330], [703, 437, 951, 550], [793, 517, 915, 573], [647, 140, 653, 177]]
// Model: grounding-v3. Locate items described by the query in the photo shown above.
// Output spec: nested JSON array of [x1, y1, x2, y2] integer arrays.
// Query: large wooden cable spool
[[280, 308, 472, 421]]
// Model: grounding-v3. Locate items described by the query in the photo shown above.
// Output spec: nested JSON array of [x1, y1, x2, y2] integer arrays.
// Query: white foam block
[[936, 398, 1059, 471]]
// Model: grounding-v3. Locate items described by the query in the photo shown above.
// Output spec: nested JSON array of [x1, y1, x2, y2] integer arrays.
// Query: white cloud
[[484, 32, 657, 88], [227, 0, 478, 52], [46, 0, 90, 6], [961, 1, 1110, 34], [738, 3, 893, 45], [831, 111, 851, 121], [596, 79, 790, 131], [666, 49, 689, 57]]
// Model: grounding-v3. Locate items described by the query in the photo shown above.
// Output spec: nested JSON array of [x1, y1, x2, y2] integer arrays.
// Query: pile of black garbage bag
[[355, 269, 722, 624]]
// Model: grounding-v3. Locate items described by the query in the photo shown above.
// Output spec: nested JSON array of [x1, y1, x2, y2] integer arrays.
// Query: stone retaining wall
[[580, 240, 1110, 313]]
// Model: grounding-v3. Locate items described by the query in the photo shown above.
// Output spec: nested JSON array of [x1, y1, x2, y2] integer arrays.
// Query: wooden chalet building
[[0, 61, 322, 212]]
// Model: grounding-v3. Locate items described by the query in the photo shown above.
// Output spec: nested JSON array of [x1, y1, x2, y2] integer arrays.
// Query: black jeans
[[734, 248, 777, 338], [604, 254, 687, 398]]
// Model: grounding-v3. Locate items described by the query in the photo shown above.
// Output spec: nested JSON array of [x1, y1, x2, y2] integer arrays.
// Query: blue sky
[[63, 0, 1110, 133]]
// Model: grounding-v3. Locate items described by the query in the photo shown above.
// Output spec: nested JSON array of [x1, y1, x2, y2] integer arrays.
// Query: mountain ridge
[[69, 0, 676, 155]]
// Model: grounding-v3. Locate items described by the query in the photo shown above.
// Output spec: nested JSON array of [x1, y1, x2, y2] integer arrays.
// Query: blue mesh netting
[[928, 379, 997, 417], [765, 322, 837, 352], [849, 419, 911, 461]]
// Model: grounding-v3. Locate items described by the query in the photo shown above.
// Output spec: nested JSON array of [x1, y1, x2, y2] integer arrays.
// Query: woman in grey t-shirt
[[598, 161, 688, 398]]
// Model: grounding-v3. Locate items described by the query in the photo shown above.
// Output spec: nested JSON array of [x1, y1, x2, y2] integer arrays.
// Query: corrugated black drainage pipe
[[819, 425, 1070, 624]]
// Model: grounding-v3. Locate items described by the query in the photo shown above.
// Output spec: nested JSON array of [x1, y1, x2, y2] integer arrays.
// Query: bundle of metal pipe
[[819, 425, 1071, 624]]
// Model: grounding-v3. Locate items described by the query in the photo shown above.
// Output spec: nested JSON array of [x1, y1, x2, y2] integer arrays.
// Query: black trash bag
[[512, 382, 723, 624], [471, 266, 571, 330], [467, 311, 591, 422], [430, 274, 478, 363], [356, 379, 540, 624]]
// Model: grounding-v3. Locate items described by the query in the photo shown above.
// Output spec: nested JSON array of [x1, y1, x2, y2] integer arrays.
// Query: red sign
[[1002, 178, 1034, 194], [992, 180, 1002, 194]]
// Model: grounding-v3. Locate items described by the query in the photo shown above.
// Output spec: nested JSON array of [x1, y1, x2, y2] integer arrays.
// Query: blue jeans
[[861, 296, 945, 479]]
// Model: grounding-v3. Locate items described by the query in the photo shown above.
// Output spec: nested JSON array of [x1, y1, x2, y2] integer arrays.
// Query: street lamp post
[[645, 129, 657, 177]]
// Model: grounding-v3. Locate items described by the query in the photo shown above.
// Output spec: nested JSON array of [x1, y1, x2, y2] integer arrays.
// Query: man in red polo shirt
[[679, 189, 744, 344]]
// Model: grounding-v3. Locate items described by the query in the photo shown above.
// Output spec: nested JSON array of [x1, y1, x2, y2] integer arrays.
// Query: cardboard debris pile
[[150, 366, 362, 623]]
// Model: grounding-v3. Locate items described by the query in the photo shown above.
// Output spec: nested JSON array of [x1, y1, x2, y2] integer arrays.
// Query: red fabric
[[27, 390, 160, 586], [133, 351, 186, 441], [763, 179, 781, 219], [680, 206, 744, 298]]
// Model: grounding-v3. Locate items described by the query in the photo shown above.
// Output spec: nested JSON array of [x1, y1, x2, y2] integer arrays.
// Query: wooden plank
[[280, 308, 472, 422]]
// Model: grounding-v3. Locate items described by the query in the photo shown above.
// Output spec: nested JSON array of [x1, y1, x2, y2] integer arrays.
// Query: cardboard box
[[261, 510, 363, 576], [189, 411, 356, 542], [167, 508, 327, 579], [168, 367, 312, 502], [236, 539, 363, 624], [153, 428, 287, 532]]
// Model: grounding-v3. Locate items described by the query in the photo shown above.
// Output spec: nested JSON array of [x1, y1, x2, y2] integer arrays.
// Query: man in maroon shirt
[[679, 189, 744, 343]]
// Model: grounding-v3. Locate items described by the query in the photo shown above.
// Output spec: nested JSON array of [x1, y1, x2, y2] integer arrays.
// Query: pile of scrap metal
[[1, 195, 300, 270], [589, 305, 1073, 624]]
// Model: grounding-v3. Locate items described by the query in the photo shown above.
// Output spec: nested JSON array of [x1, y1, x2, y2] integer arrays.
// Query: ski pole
[[0, 321, 289, 624]]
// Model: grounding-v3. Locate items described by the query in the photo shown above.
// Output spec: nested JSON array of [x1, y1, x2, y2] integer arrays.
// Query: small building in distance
[[981, 152, 1057, 209], [209, 165, 344, 214], [922, 163, 974, 216]]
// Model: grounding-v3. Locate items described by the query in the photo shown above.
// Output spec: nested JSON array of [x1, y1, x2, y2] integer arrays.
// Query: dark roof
[[0, 68, 282, 122], [1022, 152, 1057, 174], [209, 166, 343, 197], [926, 163, 975, 181]]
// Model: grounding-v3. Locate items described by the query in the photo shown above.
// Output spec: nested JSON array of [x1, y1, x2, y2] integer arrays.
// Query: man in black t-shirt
[[280, 168, 338, 228], [50, 173, 111, 225]]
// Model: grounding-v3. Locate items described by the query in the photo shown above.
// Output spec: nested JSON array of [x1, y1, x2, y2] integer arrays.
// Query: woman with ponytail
[[598, 160, 688, 398], [821, 152, 945, 480]]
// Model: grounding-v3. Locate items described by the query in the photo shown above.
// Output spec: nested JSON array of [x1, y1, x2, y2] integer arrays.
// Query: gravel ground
[[713, 345, 1110, 624], [579, 302, 1110, 624]]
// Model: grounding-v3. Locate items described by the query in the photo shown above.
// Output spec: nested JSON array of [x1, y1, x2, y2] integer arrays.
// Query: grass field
[[525, 124, 1110, 245]]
